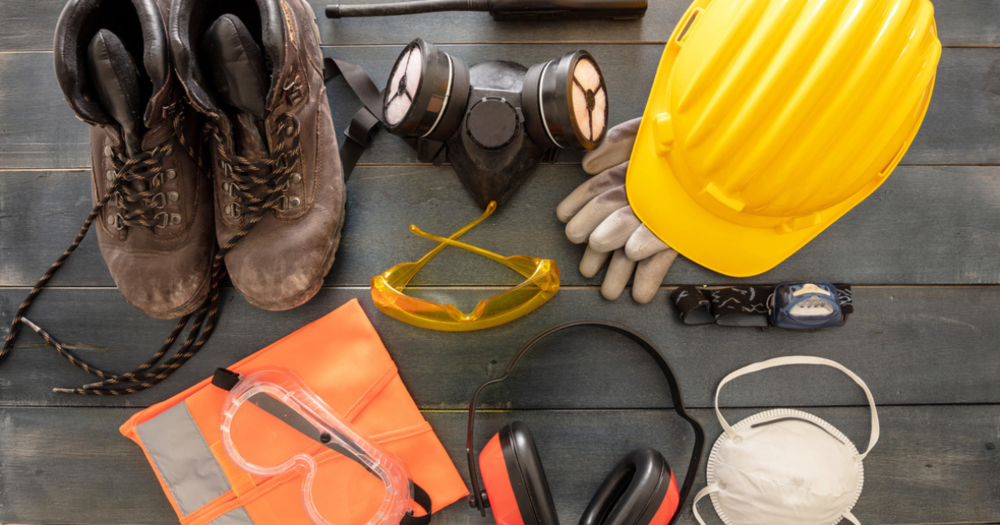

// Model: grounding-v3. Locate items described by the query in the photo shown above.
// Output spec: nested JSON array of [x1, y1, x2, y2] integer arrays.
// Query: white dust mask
[[693, 356, 879, 525]]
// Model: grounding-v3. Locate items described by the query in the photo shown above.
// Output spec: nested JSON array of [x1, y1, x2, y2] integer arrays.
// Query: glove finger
[[579, 245, 611, 278], [625, 224, 671, 261], [582, 117, 641, 175], [601, 249, 636, 301], [565, 185, 628, 244], [631, 249, 678, 304], [589, 206, 641, 253], [556, 163, 627, 222]]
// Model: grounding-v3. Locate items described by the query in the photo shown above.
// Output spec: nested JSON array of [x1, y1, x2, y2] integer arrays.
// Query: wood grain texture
[[2, 287, 998, 409], [1, 46, 998, 169], [1, 405, 997, 524], [1, 2, 998, 524], [4, 165, 999, 288], [2, 0, 998, 50]]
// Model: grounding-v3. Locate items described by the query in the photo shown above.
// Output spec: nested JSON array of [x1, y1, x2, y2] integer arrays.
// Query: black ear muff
[[499, 422, 560, 525], [523, 50, 608, 151], [382, 38, 470, 142], [579, 449, 677, 525]]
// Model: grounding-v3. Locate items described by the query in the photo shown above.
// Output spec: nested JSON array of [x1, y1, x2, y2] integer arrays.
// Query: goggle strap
[[401, 482, 434, 525]]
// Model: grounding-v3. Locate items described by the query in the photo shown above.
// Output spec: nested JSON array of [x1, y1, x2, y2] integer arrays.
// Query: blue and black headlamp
[[671, 283, 852, 331]]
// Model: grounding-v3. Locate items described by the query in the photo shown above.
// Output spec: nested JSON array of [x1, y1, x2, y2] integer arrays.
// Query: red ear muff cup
[[480, 433, 527, 525], [522, 50, 608, 151], [382, 38, 469, 141], [645, 473, 679, 525], [579, 449, 678, 525], [491, 422, 560, 525]]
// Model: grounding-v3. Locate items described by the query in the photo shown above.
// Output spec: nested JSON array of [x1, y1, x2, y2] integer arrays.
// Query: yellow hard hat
[[627, 0, 941, 277]]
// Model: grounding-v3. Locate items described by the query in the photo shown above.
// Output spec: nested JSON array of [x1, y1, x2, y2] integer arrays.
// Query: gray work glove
[[557, 118, 678, 303]]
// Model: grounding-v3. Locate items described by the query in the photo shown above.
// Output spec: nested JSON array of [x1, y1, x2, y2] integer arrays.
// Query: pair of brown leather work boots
[[54, 0, 345, 319]]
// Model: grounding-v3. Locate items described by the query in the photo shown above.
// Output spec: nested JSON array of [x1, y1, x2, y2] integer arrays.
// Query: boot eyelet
[[169, 213, 182, 225], [275, 195, 290, 212], [105, 170, 116, 182], [151, 173, 164, 187], [154, 212, 169, 228], [290, 173, 302, 184], [104, 146, 113, 157], [150, 193, 167, 209], [166, 169, 177, 181], [168, 192, 179, 203], [106, 214, 115, 226], [113, 213, 126, 230], [290, 197, 302, 208]]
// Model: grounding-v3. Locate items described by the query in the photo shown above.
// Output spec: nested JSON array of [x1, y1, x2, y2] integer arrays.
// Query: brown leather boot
[[53, 0, 215, 320], [169, 0, 346, 311]]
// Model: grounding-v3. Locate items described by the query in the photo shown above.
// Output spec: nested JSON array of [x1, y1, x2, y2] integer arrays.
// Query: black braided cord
[[1, 107, 304, 395]]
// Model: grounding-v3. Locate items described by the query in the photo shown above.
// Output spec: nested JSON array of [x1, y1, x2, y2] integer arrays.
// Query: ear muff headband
[[466, 320, 706, 525]]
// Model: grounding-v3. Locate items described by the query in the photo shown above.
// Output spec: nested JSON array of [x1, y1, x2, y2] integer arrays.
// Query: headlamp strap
[[670, 284, 852, 329]]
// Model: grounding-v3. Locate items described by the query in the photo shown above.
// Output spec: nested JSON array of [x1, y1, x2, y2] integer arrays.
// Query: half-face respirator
[[382, 38, 609, 208]]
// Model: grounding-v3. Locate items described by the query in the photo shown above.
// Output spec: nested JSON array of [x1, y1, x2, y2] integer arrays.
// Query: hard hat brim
[[627, 150, 850, 278]]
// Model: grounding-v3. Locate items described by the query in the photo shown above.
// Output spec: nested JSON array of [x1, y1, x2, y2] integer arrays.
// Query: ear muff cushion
[[500, 422, 560, 525], [579, 449, 677, 525]]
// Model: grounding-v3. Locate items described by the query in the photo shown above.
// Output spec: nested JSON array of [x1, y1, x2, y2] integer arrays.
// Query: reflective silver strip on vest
[[136, 401, 232, 516], [209, 507, 255, 525]]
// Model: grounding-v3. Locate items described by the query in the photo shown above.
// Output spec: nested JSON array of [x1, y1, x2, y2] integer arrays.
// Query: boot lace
[[217, 112, 303, 221], [1, 108, 303, 395], [104, 143, 177, 230]]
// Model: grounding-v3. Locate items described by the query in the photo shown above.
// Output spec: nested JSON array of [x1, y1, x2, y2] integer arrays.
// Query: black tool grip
[[325, 0, 646, 20], [489, 0, 646, 20]]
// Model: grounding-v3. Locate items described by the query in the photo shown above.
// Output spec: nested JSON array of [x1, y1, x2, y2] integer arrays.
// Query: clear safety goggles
[[219, 369, 415, 525], [371, 202, 560, 331]]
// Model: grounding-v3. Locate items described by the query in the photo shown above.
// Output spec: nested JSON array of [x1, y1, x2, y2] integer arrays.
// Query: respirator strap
[[670, 284, 852, 327], [714, 356, 880, 461], [691, 483, 720, 525], [323, 54, 385, 181]]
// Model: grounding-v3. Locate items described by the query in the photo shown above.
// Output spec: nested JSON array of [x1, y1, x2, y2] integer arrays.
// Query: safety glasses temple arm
[[409, 225, 537, 279], [391, 202, 497, 289]]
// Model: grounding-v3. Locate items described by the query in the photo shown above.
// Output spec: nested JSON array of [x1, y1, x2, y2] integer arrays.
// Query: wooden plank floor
[[1, 1, 999, 524]]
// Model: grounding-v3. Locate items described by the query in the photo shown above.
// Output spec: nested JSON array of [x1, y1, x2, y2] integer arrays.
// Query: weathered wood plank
[[1, 405, 997, 524], [2, 0, 997, 51], [4, 165, 999, 288], [0, 46, 997, 169], [1, 287, 998, 408]]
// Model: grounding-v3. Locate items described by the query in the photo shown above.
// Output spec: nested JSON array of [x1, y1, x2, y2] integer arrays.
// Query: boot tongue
[[202, 14, 271, 152], [87, 29, 146, 157]]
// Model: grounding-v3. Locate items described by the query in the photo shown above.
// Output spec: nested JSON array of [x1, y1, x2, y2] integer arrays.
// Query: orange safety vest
[[121, 299, 469, 525]]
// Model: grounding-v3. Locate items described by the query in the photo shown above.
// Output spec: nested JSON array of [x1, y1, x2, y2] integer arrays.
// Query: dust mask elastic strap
[[714, 356, 880, 461]]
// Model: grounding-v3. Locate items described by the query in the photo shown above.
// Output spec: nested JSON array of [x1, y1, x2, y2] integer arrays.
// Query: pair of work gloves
[[558, 118, 678, 304]]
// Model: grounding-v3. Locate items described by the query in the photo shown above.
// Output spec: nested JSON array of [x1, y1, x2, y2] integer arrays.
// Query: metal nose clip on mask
[[382, 38, 609, 209]]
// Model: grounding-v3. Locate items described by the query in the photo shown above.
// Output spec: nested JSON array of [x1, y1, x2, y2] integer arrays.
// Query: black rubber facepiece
[[523, 50, 608, 151], [382, 38, 470, 141]]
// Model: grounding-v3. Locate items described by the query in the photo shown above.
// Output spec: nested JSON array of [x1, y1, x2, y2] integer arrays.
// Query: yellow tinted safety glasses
[[371, 202, 559, 331]]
